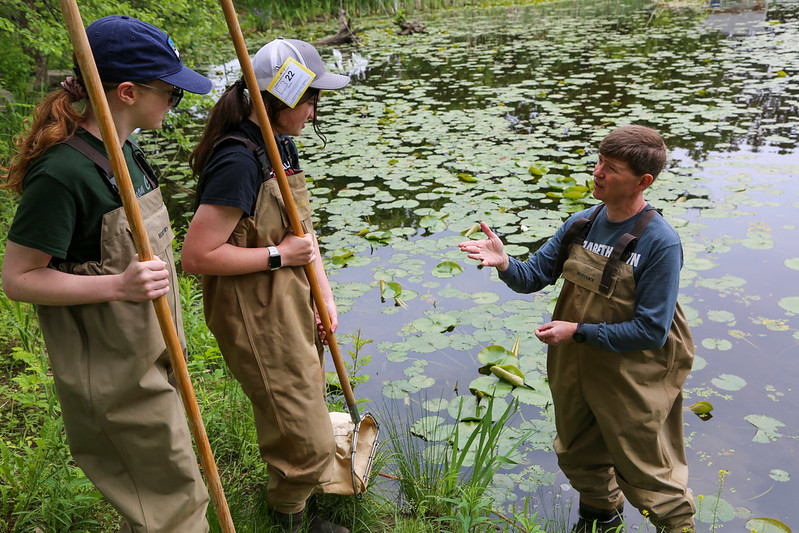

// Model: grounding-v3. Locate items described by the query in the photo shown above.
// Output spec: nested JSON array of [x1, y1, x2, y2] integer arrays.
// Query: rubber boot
[[572, 502, 624, 533], [273, 510, 305, 533], [307, 514, 350, 533]]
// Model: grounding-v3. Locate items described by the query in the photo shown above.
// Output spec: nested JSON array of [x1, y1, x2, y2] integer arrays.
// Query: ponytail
[[2, 86, 88, 195], [189, 79, 252, 177]]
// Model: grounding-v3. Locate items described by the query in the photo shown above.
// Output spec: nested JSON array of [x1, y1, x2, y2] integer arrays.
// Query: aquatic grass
[[380, 394, 531, 526]]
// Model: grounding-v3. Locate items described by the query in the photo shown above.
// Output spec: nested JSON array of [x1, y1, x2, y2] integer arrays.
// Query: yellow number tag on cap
[[266, 57, 316, 108]]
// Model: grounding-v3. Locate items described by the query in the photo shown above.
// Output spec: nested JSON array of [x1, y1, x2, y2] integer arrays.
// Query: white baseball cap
[[252, 37, 350, 91]]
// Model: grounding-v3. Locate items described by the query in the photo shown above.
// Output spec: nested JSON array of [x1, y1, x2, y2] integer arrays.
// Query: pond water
[[145, 0, 799, 528]]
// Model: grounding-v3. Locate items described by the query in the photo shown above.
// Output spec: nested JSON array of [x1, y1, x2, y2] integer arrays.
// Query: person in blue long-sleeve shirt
[[459, 125, 695, 533]]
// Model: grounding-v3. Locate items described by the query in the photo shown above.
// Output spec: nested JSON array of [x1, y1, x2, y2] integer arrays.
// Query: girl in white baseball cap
[[183, 38, 350, 533]]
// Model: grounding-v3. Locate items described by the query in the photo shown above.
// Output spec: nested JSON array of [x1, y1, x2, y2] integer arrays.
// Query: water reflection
[[706, 3, 767, 36]]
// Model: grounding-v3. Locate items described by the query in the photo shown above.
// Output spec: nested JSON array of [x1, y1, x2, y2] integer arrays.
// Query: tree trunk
[[316, 8, 357, 46]]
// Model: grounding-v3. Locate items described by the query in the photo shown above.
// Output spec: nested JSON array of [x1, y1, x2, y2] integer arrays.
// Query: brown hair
[[599, 124, 667, 179], [1, 89, 88, 194], [189, 80, 323, 178]]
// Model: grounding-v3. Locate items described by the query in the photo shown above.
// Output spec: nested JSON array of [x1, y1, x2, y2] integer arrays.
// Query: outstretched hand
[[457, 222, 510, 271]]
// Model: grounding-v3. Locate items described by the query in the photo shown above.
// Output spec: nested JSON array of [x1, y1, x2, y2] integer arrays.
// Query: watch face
[[268, 247, 281, 269]]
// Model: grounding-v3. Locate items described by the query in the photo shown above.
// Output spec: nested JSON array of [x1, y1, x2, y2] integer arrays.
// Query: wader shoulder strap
[[128, 140, 160, 190], [550, 204, 604, 283], [213, 134, 273, 181], [598, 206, 658, 295], [64, 135, 119, 198], [63, 135, 159, 198]]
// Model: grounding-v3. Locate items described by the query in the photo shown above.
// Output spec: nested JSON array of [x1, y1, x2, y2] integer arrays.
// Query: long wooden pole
[[218, 0, 361, 425], [57, 3, 235, 530]]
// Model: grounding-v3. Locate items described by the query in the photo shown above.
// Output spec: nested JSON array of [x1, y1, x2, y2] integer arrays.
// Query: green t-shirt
[[7, 129, 155, 264]]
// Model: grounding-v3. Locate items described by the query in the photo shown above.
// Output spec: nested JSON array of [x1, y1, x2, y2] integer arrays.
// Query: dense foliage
[[0, 0, 225, 95]]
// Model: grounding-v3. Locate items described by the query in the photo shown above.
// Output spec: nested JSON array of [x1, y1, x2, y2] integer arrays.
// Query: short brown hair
[[599, 125, 667, 179]]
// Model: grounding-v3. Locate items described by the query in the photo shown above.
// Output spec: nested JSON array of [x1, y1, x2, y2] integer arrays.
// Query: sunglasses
[[134, 82, 184, 108]]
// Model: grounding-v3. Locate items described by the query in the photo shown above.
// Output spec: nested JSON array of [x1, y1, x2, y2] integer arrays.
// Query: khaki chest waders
[[38, 188, 209, 532], [546, 214, 696, 528], [203, 172, 339, 513]]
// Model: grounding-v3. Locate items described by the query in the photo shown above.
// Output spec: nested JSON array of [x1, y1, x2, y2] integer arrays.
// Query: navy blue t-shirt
[[197, 119, 300, 216]]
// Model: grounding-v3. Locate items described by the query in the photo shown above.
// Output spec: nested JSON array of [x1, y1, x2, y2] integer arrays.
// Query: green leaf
[[490, 365, 525, 387], [778, 296, 799, 314], [768, 469, 790, 482], [695, 495, 736, 522], [744, 414, 785, 443], [477, 345, 515, 366], [745, 518, 791, 533], [410, 416, 450, 441], [468, 376, 513, 398], [432, 261, 463, 278], [711, 373, 746, 391], [528, 165, 546, 177], [380, 280, 402, 299], [784, 258, 799, 271], [701, 338, 733, 351], [689, 401, 714, 415], [512, 386, 551, 407]]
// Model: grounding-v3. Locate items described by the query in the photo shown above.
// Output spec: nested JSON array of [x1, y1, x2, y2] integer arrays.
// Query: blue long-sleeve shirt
[[498, 204, 684, 353]]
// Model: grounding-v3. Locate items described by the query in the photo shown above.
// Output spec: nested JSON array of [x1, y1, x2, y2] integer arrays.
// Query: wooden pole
[[57, 2, 235, 531], [218, 0, 361, 425]]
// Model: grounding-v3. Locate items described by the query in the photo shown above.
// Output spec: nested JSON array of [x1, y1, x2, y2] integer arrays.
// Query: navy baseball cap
[[85, 15, 212, 95]]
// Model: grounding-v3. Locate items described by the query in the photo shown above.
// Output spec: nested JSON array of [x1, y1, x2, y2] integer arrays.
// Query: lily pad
[[695, 495, 736, 523], [768, 469, 790, 482], [512, 386, 551, 408], [744, 414, 785, 443], [778, 296, 799, 314], [477, 345, 517, 366], [689, 400, 714, 416], [711, 374, 746, 391], [745, 518, 792, 533], [701, 338, 733, 351], [432, 261, 463, 278], [410, 416, 449, 441], [469, 375, 513, 399]]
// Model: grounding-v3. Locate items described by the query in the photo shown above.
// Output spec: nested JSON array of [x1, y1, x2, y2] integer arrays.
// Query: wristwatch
[[572, 324, 586, 344], [267, 246, 281, 270]]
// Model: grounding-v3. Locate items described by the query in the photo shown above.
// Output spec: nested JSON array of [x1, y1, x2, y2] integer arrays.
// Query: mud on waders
[[57, 1, 235, 530], [218, 0, 379, 497]]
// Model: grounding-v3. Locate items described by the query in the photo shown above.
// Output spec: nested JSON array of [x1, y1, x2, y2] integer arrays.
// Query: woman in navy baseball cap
[[2, 15, 212, 532]]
